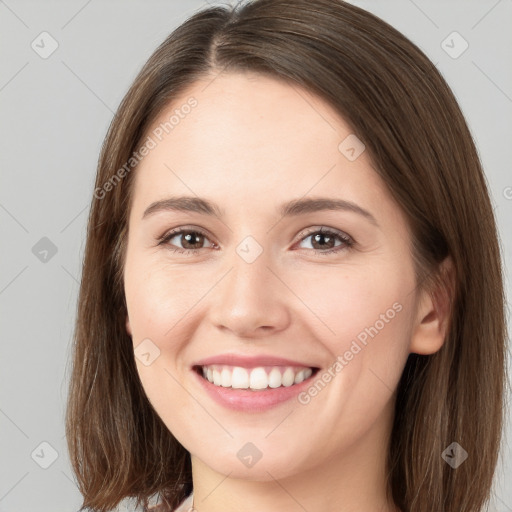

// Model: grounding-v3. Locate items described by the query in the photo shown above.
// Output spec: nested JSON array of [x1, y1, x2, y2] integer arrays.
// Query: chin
[[194, 442, 314, 482]]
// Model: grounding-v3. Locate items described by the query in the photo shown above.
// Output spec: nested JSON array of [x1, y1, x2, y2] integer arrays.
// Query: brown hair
[[65, 1, 508, 511]]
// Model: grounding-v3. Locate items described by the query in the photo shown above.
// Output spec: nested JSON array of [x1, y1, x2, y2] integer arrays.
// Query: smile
[[191, 354, 320, 411], [196, 364, 314, 390]]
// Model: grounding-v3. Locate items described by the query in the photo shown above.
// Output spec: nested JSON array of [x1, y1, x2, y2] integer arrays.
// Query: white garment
[[173, 493, 194, 511], [146, 492, 194, 512]]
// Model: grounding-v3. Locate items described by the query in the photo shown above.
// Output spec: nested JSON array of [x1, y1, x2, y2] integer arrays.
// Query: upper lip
[[193, 353, 318, 369]]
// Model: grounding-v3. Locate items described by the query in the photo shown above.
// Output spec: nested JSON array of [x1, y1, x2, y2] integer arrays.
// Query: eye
[[295, 227, 354, 256], [158, 227, 216, 255], [158, 226, 354, 256]]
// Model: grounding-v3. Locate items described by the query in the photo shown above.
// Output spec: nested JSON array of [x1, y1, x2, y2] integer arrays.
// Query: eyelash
[[157, 226, 355, 257]]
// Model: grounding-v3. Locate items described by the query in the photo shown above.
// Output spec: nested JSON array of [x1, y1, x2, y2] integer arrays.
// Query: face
[[123, 71, 439, 482]]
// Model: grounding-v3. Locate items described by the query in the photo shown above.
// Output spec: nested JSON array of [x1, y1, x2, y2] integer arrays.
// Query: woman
[[66, 1, 507, 511]]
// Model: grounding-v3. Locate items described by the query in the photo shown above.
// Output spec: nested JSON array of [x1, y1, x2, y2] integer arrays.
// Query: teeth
[[249, 367, 268, 390], [268, 368, 281, 388], [294, 369, 305, 384], [282, 367, 295, 387], [221, 368, 231, 387], [200, 365, 314, 390], [232, 367, 249, 389]]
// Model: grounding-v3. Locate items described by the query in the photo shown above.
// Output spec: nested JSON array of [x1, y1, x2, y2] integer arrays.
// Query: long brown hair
[[65, 1, 508, 510]]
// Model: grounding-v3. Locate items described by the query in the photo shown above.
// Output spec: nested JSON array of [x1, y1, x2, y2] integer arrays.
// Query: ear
[[126, 315, 132, 337], [409, 256, 455, 355]]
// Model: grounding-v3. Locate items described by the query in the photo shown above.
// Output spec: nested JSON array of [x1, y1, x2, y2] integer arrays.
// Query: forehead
[[129, 71, 404, 231], [147, 71, 349, 164]]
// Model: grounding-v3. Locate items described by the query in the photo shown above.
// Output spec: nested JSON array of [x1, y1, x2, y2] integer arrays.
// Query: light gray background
[[1, 1, 511, 511]]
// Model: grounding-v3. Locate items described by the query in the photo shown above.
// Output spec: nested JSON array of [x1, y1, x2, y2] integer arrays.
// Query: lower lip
[[192, 368, 317, 412]]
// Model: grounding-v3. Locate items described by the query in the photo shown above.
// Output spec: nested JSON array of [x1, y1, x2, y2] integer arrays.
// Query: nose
[[207, 247, 290, 338]]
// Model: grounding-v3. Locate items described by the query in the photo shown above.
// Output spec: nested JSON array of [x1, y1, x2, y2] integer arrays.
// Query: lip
[[193, 353, 317, 369], [191, 353, 319, 412]]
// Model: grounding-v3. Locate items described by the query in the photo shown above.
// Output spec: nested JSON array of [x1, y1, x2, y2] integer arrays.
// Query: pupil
[[184, 232, 201, 248], [315, 233, 333, 248]]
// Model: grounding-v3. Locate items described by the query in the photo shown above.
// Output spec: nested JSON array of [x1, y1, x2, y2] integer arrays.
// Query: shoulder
[[148, 493, 194, 512], [148, 504, 168, 512]]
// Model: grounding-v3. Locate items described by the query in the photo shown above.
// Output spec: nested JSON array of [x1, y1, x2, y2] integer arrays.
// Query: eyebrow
[[142, 196, 379, 227]]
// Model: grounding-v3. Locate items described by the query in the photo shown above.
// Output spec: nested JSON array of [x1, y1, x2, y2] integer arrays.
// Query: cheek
[[286, 266, 414, 449], [124, 256, 202, 342], [291, 260, 414, 348], [291, 262, 414, 405], [124, 258, 203, 435]]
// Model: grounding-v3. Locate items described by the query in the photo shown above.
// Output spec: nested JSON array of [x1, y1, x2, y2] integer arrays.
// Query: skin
[[123, 71, 451, 512]]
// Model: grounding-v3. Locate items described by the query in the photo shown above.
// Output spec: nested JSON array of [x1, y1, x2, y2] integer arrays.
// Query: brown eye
[[159, 228, 215, 254], [296, 227, 354, 255]]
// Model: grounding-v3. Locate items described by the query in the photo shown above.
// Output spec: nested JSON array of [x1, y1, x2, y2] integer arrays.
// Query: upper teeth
[[201, 365, 313, 390]]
